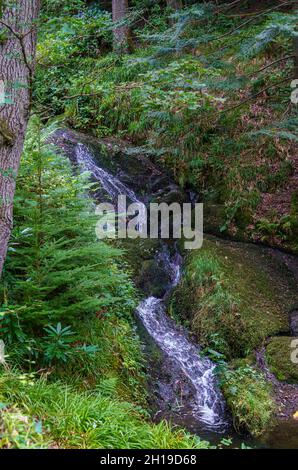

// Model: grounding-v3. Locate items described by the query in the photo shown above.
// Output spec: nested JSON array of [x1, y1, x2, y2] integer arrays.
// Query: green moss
[[265, 336, 298, 383], [170, 236, 296, 359], [221, 363, 275, 437], [0, 118, 16, 146], [116, 238, 161, 281]]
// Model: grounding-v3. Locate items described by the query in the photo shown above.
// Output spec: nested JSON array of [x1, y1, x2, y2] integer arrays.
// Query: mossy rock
[[170, 236, 297, 359], [220, 362, 275, 437], [116, 238, 161, 278], [265, 336, 298, 383], [136, 259, 171, 298]]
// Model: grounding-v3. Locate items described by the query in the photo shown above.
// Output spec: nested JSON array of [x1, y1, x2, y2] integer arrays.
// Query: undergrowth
[[34, 1, 298, 251], [0, 120, 206, 448]]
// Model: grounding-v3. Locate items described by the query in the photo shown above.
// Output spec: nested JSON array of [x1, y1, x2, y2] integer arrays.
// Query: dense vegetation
[[170, 236, 297, 435], [34, 0, 298, 251], [0, 0, 297, 448], [0, 120, 210, 448]]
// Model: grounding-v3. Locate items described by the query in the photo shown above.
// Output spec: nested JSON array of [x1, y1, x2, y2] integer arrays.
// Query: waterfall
[[75, 143, 140, 203], [137, 246, 227, 429], [74, 141, 227, 431]]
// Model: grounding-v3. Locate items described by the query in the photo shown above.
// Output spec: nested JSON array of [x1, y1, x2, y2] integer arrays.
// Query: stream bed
[[52, 129, 298, 449]]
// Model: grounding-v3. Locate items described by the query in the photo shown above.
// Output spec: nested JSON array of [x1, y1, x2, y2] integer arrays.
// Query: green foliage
[[42, 0, 85, 17], [34, 1, 298, 248], [0, 403, 47, 449], [220, 363, 275, 437], [251, 116, 298, 143], [265, 336, 298, 383], [0, 370, 211, 449], [255, 215, 293, 244], [1, 120, 136, 331], [237, 12, 298, 59], [42, 323, 75, 362], [55, 315, 147, 405], [41, 322, 98, 366]]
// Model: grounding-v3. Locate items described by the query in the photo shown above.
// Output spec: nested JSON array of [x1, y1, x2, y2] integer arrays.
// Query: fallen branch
[[247, 56, 294, 78], [209, 1, 294, 44], [219, 77, 291, 114]]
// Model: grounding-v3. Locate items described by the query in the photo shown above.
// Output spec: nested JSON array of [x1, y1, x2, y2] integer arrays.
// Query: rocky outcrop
[[50, 128, 185, 205]]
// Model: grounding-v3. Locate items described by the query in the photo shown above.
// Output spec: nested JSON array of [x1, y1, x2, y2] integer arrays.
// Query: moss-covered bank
[[170, 237, 297, 359], [169, 236, 298, 435], [220, 361, 275, 437], [266, 337, 298, 384]]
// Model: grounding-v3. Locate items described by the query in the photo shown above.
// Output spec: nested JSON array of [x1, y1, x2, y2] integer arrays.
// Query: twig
[[64, 92, 104, 100], [0, 18, 21, 40], [208, 1, 294, 44], [247, 55, 294, 77], [219, 77, 291, 114]]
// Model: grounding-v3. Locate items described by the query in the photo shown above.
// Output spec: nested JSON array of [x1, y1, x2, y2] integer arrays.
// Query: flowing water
[[75, 143, 140, 203], [73, 141, 228, 433], [137, 246, 227, 430]]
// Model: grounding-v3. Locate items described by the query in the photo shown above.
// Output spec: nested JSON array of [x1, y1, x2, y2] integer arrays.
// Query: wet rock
[[136, 259, 171, 298], [50, 128, 185, 206], [151, 184, 185, 205]]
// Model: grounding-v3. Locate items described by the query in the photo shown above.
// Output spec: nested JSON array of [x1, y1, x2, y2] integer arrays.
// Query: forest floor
[[254, 143, 298, 221]]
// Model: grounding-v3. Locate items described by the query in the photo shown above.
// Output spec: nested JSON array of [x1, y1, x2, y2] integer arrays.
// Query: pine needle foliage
[[1, 119, 136, 328]]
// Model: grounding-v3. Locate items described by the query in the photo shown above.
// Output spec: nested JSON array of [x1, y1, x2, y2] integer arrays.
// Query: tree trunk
[[294, 36, 298, 79], [112, 0, 129, 53], [0, 0, 40, 277], [167, 0, 183, 10]]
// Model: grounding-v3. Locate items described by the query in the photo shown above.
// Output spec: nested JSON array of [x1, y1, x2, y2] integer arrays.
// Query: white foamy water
[[137, 248, 226, 429], [75, 143, 140, 203], [74, 141, 227, 431]]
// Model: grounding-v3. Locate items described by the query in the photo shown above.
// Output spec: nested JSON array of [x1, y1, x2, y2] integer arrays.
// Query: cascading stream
[[137, 246, 227, 429], [74, 141, 227, 431], [75, 143, 140, 203]]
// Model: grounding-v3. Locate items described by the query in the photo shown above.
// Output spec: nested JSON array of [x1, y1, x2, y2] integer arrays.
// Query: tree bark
[[167, 0, 183, 10], [112, 0, 129, 53], [294, 36, 298, 79], [0, 0, 40, 277]]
